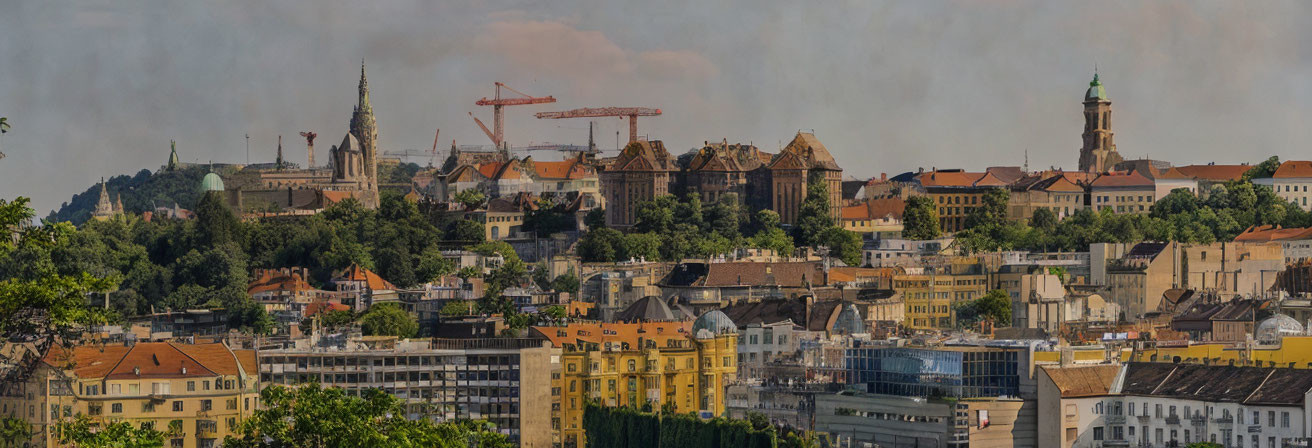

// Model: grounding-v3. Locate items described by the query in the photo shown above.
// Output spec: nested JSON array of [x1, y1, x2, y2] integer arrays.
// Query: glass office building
[[845, 346, 1021, 398]]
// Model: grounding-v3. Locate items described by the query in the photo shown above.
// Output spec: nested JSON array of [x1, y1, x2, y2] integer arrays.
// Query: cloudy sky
[[3, 1, 1311, 214]]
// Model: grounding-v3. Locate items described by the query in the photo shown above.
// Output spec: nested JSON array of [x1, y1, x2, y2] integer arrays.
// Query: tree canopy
[[224, 384, 512, 448]]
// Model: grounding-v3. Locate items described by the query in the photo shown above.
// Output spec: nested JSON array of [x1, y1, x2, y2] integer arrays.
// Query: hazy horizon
[[3, 1, 1311, 214]]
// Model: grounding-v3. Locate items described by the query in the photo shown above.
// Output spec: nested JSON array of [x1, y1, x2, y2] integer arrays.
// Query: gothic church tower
[[1078, 73, 1122, 173], [350, 61, 379, 200]]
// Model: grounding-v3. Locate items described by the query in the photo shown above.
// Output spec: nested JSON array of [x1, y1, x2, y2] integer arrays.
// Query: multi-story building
[[840, 197, 905, 235], [247, 267, 324, 330], [599, 140, 676, 228], [1035, 365, 1122, 448], [863, 236, 956, 267], [258, 337, 555, 447], [1235, 224, 1312, 262], [532, 314, 738, 448], [1101, 241, 1180, 320], [679, 140, 768, 206], [1007, 171, 1090, 222], [1254, 160, 1312, 211], [762, 132, 843, 225], [893, 260, 989, 330], [913, 169, 1011, 233], [1089, 170, 1156, 214], [1, 342, 259, 448], [1102, 363, 1312, 448]]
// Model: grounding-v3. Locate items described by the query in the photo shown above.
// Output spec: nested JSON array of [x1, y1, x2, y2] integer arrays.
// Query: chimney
[[881, 173, 887, 181]]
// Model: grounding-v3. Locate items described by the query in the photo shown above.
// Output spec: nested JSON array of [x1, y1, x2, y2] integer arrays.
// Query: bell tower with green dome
[[1078, 73, 1122, 173]]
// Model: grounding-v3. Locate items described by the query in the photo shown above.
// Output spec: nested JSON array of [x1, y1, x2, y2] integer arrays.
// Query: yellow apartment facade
[[532, 315, 738, 448], [0, 342, 258, 448]]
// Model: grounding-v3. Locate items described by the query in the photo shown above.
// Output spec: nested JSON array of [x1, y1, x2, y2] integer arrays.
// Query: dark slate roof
[[615, 296, 679, 322], [717, 298, 845, 332], [993, 327, 1049, 340], [1127, 242, 1170, 259], [841, 180, 865, 201], [661, 261, 826, 288], [1121, 363, 1312, 406], [663, 263, 710, 287]]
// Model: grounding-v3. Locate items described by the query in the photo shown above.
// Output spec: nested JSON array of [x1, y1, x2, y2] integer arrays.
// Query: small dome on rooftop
[[1085, 73, 1107, 101], [1256, 314, 1303, 344], [692, 310, 736, 337], [201, 173, 225, 192]]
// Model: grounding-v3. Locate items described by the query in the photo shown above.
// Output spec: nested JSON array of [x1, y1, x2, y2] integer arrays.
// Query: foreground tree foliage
[[359, 303, 418, 338], [954, 289, 1012, 328], [582, 402, 819, 448], [55, 416, 164, 448], [224, 384, 512, 448], [0, 197, 117, 383], [576, 193, 802, 263]]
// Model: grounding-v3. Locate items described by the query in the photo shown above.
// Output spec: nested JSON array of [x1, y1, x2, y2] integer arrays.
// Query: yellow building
[[1131, 337, 1312, 367], [893, 259, 989, 330], [531, 314, 738, 448], [0, 342, 259, 448]]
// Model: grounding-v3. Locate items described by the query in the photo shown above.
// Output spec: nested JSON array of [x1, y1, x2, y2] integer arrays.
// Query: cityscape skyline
[[4, 1, 1312, 213]]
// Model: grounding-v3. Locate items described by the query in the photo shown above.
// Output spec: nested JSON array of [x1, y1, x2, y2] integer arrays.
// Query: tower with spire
[[1078, 72, 1123, 173], [351, 61, 379, 196], [92, 178, 114, 221], [276, 135, 285, 170]]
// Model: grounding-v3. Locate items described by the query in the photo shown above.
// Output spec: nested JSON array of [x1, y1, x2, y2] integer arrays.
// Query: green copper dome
[[1085, 73, 1107, 101], [201, 173, 225, 192]]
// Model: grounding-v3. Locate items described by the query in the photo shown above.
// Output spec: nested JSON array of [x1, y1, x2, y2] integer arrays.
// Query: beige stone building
[[0, 342, 258, 448], [1036, 365, 1120, 448], [1007, 172, 1090, 222], [599, 140, 675, 228], [1077, 73, 1123, 173], [1089, 170, 1156, 214]]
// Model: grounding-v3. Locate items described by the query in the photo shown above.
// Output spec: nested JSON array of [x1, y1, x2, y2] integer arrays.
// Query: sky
[[3, 0, 1311, 214]]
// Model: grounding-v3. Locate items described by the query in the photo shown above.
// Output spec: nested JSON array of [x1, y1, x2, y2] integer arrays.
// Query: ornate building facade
[[764, 132, 843, 225], [1078, 74, 1123, 173], [600, 140, 675, 228]]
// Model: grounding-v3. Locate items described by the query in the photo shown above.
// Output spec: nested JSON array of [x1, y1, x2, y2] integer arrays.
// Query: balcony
[[1136, 415, 1151, 423], [1190, 415, 1207, 426], [1165, 415, 1181, 425], [1212, 416, 1233, 426], [197, 429, 218, 439], [1105, 415, 1126, 425]]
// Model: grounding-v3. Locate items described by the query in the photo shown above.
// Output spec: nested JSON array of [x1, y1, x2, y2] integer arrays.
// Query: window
[[172, 401, 183, 412], [1282, 412, 1290, 428], [111, 403, 123, 413], [1269, 411, 1275, 426], [201, 400, 212, 411], [1093, 427, 1104, 441], [187, 381, 196, 392]]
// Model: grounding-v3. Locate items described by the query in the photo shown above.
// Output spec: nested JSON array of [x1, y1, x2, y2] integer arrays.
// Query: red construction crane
[[535, 107, 661, 143], [471, 82, 556, 148]]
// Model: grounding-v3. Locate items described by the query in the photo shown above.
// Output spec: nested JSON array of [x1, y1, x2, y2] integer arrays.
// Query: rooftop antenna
[[1024, 148, 1029, 173], [244, 133, 250, 164]]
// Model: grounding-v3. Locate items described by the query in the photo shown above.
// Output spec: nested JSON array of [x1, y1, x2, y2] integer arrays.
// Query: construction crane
[[471, 82, 555, 148], [428, 128, 440, 167], [535, 107, 661, 144]]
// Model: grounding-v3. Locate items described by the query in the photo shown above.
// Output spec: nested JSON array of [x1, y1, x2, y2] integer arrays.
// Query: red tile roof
[[338, 264, 396, 290], [306, 301, 351, 316], [916, 170, 987, 187], [532, 160, 590, 179], [247, 270, 315, 296], [1273, 161, 1312, 178], [44, 343, 244, 380], [841, 197, 906, 221], [1176, 164, 1250, 182], [1233, 225, 1312, 243], [1091, 170, 1154, 188]]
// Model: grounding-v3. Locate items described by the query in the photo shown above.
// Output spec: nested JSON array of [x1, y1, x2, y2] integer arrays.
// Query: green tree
[[975, 289, 1012, 326], [1243, 156, 1280, 181], [792, 173, 836, 247], [446, 219, 486, 243], [621, 232, 662, 262], [578, 228, 624, 262], [550, 273, 581, 295], [1030, 207, 1058, 232], [469, 240, 521, 265], [56, 415, 164, 448], [415, 246, 457, 284], [749, 227, 795, 257], [902, 196, 941, 240], [224, 384, 512, 448], [963, 188, 1009, 230], [634, 196, 677, 234], [817, 227, 863, 267], [583, 207, 607, 230], [0, 417, 33, 448], [359, 303, 418, 338], [194, 191, 242, 247], [454, 189, 486, 210], [440, 300, 476, 317], [0, 197, 117, 383]]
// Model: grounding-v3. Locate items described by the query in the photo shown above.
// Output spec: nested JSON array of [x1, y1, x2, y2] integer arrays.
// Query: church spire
[[358, 59, 372, 115], [276, 135, 285, 170]]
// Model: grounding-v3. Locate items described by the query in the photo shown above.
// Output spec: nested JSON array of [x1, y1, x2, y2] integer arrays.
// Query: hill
[[47, 166, 207, 225]]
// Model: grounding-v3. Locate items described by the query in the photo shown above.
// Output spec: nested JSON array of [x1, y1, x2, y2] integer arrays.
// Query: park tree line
[[577, 173, 863, 266], [898, 157, 1312, 253]]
